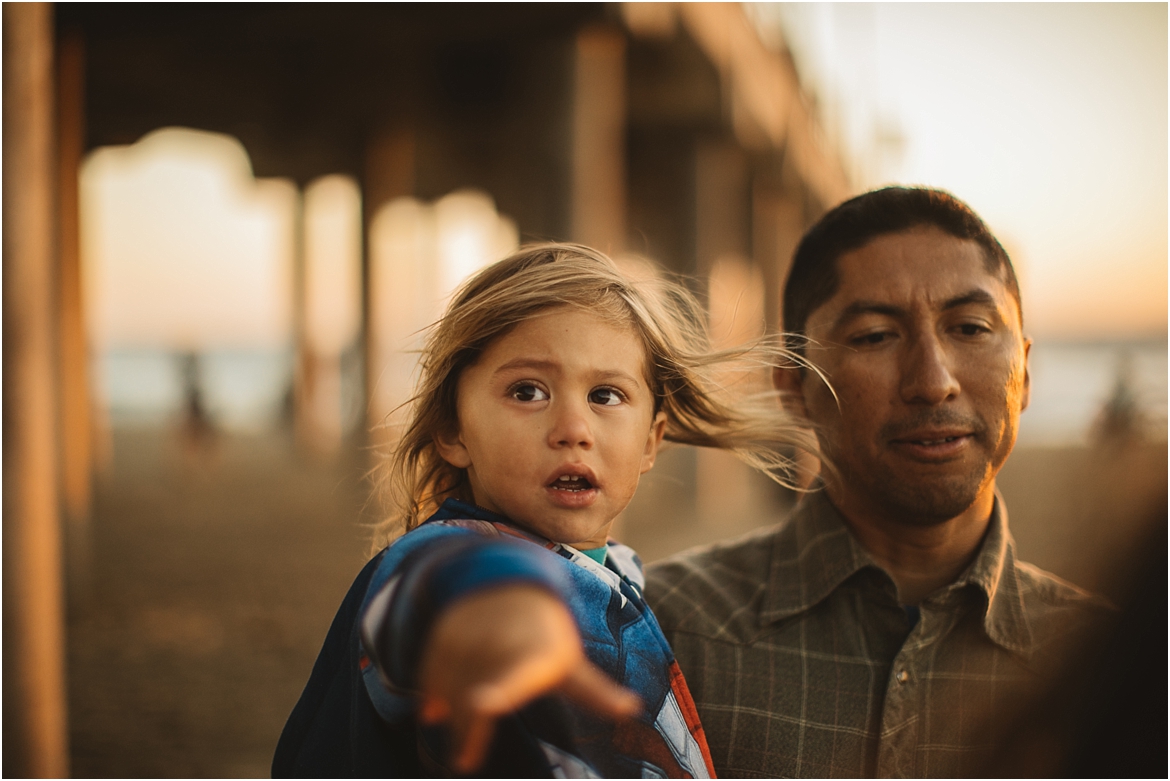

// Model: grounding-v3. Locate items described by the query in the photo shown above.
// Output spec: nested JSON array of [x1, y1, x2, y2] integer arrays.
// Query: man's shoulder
[[644, 523, 782, 642], [1015, 558, 1095, 603], [1010, 556, 1116, 651], [1013, 559, 1109, 610]]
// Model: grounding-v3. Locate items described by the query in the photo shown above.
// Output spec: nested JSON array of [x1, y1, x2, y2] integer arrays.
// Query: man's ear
[[639, 411, 668, 474], [1020, 337, 1032, 412], [434, 426, 472, 469], [773, 364, 811, 422]]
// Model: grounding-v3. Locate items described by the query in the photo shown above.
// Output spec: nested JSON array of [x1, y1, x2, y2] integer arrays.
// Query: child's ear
[[434, 426, 472, 469], [772, 364, 811, 422], [639, 411, 668, 474]]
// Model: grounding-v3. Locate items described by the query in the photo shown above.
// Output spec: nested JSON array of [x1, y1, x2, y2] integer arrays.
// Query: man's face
[[782, 227, 1030, 526]]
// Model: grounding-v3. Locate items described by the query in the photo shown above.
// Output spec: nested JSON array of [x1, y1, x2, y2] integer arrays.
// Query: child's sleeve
[[358, 526, 572, 707]]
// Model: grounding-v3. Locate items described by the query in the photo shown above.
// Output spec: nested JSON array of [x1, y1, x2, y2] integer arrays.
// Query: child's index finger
[[558, 661, 644, 720], [451, 710, 497, 775]]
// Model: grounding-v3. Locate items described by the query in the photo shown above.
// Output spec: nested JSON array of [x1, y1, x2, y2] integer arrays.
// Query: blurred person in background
[[178, 350, 218, 463], [646, 187, 1114, 778]]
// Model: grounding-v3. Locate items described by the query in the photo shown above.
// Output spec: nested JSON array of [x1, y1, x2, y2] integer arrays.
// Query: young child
[[273, 243, 816, 778]]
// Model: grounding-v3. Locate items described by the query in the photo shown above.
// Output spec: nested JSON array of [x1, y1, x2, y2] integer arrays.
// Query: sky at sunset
[[81, 129, 296, 349], [759, 2, 1167, 339], [80, 6, 1166, 435], [84, 5, 1167, 348]]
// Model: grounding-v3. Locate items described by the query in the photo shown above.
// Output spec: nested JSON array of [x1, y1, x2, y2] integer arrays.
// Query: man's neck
[[827, 487, 996, 605]]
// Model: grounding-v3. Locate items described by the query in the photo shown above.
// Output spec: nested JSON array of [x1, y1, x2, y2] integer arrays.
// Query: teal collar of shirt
[[760, 489, 1035, 659]]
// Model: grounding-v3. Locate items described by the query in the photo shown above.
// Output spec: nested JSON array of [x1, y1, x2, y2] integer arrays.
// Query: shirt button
[[896, 670, 910, 684]]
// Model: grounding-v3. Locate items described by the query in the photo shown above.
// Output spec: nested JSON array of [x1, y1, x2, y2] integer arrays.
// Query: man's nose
[[548, 399, 594, 449], [900, 333, 960, 405]]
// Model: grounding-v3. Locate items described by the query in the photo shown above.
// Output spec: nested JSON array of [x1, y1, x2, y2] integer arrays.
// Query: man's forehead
[[813, 228, 1017, 321]]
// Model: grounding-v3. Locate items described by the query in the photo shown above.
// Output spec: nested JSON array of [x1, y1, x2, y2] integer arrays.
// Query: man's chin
[[875, 475, 986, 527], [879, 481, 987, 523]]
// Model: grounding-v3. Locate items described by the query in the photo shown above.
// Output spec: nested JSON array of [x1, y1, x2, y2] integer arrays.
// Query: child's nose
[[549, 402, 594, 449]]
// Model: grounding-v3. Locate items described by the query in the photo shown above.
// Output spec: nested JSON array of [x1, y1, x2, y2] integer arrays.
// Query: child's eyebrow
[[593, 369, 643, 386], [494, 358, 560, 374], [493, 359, 642, 385]]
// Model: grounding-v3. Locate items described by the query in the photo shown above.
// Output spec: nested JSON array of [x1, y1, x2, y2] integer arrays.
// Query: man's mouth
[[551, 475, 594, 492], [888, 429, 975, 461], [903, 435, 965, 446]]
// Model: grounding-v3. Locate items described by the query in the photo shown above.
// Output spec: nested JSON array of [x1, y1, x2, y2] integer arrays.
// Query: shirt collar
[[761, 490, 1034, 658], [761, 491, 878, 624], [945, 494, 1034, 657], [428, 498, 552, 546]]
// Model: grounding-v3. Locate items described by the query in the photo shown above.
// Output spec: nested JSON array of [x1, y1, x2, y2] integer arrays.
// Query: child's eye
[[589, 387, 625, 406], [510, 383, 549, 402]]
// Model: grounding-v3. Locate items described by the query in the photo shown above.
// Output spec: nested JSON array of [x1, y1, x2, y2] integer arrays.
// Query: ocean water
[[95, 340, 1168, 444], [1018, 339, 1167, 446], [97, 348, 296, 431]]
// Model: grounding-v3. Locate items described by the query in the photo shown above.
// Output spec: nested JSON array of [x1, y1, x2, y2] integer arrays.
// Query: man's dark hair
[[782, 186, 1022, 351]]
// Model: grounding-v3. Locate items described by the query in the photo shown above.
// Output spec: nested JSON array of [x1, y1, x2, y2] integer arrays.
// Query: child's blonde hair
[[371, 242, 818, 550]]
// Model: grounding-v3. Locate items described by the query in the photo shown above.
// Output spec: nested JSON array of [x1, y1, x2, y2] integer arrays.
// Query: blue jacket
[[273, 499, 715, 778]]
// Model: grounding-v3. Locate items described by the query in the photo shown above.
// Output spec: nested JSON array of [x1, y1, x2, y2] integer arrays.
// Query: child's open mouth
[[551, 475, 594, 492], [545, 468, 599, 509]]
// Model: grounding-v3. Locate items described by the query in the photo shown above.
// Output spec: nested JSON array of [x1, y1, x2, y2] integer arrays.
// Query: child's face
[[435, 306, 667, 549]]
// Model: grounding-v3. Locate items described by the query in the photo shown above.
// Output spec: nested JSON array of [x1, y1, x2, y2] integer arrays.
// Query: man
[[645, 187, 1110, 778]]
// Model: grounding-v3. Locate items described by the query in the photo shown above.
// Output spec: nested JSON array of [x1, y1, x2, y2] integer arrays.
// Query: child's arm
[[419, 583, 641, 773], [361, 532, 640, 773]]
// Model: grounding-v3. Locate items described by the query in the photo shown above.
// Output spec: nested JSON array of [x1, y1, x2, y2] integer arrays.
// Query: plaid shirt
[[645, 491, 1111, 778]]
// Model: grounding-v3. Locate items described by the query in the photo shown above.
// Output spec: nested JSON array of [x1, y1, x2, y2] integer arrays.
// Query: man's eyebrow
[[941, 289, 998, 310], [833, 301, 905, 328], [832, 289, 1002, 327]]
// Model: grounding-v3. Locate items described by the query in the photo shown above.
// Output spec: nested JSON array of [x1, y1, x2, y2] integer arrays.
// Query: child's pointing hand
[[417, 584, 643, 774]]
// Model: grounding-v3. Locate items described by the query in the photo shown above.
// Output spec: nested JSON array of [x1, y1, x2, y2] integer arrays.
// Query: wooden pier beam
[[3, 3, 71, 777], [571, 26, 627, 254]]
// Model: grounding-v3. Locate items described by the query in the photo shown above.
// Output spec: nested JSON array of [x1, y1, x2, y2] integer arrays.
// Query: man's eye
[[510, 383, 549, 402], [956, 323, 990, 337], [589, 387, 624, 406], [853, 332, 891, 346]]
